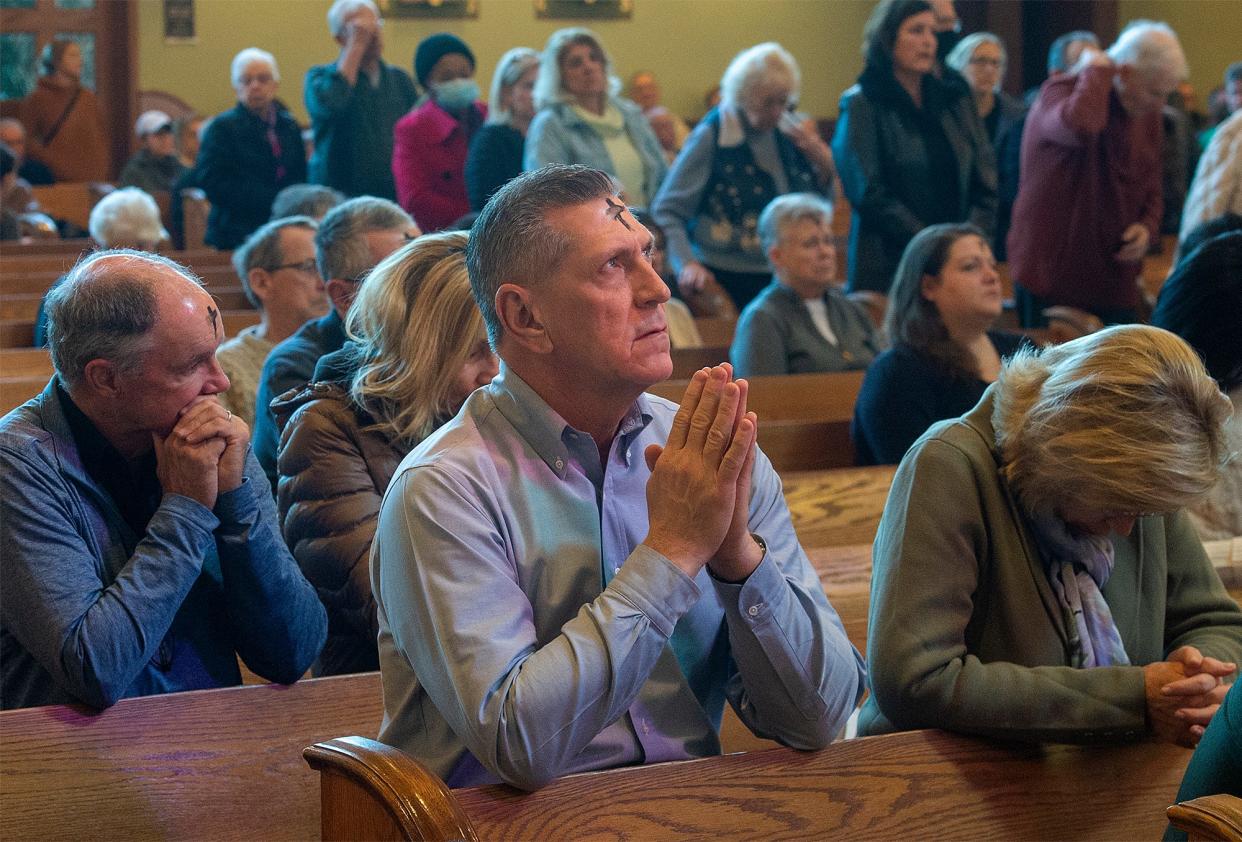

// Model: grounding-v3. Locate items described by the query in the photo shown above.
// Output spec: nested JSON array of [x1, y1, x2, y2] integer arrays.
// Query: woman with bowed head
[[197, 48, 307, 249], [861, 324, 1242, 748], [653, 42, 836, 312], [524, 28, 666, 209], [730, 193, 881, 377], [831, 0, 996, 293], [851, 222, 1024, 466], [19, 39, 107, 182], [465, 48, 540, 212], [274, 230, 498, 676], [393, 33, 487, 232]]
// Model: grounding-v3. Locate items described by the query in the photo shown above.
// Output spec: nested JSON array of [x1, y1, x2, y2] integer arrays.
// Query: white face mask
[[433, 77, 479, 111]]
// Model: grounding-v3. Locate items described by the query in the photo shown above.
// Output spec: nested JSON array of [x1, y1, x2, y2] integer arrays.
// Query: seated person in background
[[0, 118, 55, 186], [372, 164, 864, 790], [198, 48, 307, 249], [270, 183, 345, 221], [119, 110, 187, 195], [861, 325, 1242, 745], [174, 114, 204, 169], [393, 33, 486, 232], [1151, 227, 1242, 541], [0, 143, 20, 241], [0, 250, 327, 710], [629, 70, 690, 154], [1179, 110, 1242, 248], [525, 28, 667, 209], [274, 231, 497, 676], [217, 216, 326, 427], [654, 42, 835, 312], [852, 222, 1024, 465], [631, 208, 701, 348], [465, 47, 540, 212], [252, 197, 417, 489], [1165, 680, 1242, 841], [731, 193, 881, 377], [34, 187, 169, 346]]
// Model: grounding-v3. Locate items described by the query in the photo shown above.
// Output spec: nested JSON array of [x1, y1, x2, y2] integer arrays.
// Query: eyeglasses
[[271, 259, 320, 275], [969, 57, 1003, 68]]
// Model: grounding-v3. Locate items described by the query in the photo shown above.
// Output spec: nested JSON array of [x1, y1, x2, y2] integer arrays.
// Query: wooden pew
[[0, 308, 260, 351], [1167, 794, 1242, 841], [305, 729, 1195, 841], [29, 182, 111, 232], [0, 262, 241, 296], [0, 672, 385, 841], [784, 465, 897, 548]]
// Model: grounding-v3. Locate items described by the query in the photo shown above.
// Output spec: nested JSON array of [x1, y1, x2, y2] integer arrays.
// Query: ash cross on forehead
[[207, 305, 218, 334], [604, 197, 633, 231]]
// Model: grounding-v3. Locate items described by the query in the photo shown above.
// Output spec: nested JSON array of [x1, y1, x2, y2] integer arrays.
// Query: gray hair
[[231, 47, 279, 87], [1047, 30, 1098, 74], [232, 215, 318, 309], [88, 187, 168, 249], [271, 183, 345, 221], [466, 164, 616, 348], [47, 249, 201, 388], [316, 196, 414, 283], [327, 0, 379, 37], [757, 192, 834, 254], [533, 27, 621, 110], [487, 47, 540, 126], [946, 32, 1006, 81], [1107, 20, 1188, 81], [720, 42, 800, 112]]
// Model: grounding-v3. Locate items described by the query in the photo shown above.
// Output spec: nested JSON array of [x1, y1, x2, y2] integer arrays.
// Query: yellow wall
[[137, 0, 874, 124], [1117, 0, 1239, 105]]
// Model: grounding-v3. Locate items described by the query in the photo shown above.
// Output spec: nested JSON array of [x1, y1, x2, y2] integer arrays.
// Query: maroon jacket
[[1007, 65, 1162, 311], [392, 98, 486, 232]]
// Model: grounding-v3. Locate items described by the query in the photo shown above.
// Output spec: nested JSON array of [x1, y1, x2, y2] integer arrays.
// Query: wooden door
[[0, 0, 137, 180]]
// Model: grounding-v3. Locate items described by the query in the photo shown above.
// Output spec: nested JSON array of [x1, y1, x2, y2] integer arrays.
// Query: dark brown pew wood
[[693, 315, 736, 347], [652, 370, 864, 421], [0, 263, 240, 297], [668, 345, 729, 379], [0, 672, 384, 842]]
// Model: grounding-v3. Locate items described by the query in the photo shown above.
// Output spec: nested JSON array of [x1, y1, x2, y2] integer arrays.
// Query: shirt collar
[[485, 362, 654, 478]]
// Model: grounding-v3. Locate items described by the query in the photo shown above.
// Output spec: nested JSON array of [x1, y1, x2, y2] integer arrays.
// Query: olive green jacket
[[859, 389, 1242, 742]]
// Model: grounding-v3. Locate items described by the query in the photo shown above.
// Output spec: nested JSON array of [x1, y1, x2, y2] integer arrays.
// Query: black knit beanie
[[414, 32, 475, 91]]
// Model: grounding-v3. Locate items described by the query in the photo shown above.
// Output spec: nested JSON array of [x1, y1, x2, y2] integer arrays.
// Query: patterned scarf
[[1026, 510, 1131, 668], [259, 104, 286, 182]]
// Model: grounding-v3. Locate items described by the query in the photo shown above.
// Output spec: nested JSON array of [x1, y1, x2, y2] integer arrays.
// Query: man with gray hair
[[0, 250, 326, 710], [217, 215, 325, 427], [305, 0, 415, 199], [252, 196, 418, 488], [1008, 20, 1187, 327], [371, 165, 864, 790]]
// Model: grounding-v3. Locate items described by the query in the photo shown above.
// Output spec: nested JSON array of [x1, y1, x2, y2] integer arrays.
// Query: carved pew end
[[304, 736, 478, 842]]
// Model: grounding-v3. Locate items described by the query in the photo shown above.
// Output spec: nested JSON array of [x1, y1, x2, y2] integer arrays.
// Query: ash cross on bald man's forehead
[[207, 304, 218, 334], [604, 197, 634, 231]]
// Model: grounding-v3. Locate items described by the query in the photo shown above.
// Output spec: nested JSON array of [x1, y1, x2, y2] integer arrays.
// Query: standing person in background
[[832, 0, 996, 294], [465, 48, 540, 212], [393, 33, 486, 232], [1007, 21, 1185, 327], [198, 48, 306, 250], [20, 39, 107, 182], [946, 33, 1026, 259], [653, 42, 835, 311], [525, 28, 667, 209], [306, 0, 415, 201], [119, 110, 187, 195], [1025, 31, 1100, 106]]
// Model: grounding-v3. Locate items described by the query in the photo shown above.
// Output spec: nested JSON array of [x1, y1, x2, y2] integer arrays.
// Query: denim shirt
[[371, 364, 864, 790]]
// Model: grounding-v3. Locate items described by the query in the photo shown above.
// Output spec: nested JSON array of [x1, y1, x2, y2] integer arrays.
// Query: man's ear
[[495, 282, 552, 354], [247, 268, 271, 305], [325, 278, 356, 317], [81, 358, 122, 398]]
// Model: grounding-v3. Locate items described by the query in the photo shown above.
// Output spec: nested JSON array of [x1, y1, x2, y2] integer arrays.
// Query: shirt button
[[747, 605, 761, 617], [554, 458, 564, 470]]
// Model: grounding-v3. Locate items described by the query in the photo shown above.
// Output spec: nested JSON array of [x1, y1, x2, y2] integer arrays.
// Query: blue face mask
[[433, 77, 480, 111]]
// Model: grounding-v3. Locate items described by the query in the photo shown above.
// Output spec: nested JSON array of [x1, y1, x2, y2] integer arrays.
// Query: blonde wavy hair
[[993, 325, 1231, 517], [346, 230, 484, 446]]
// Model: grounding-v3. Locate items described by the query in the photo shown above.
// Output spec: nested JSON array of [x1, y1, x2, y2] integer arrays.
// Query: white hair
[[533, 27, 621, 110], [230, 47, 279, 87], [945, 32, 1006, 82], [486, 47, 540, 126], [1108, 20, 1188, 81], [719, 42, 800, 111], [89, 188, 168, 248], [327, 0, 379, 38]]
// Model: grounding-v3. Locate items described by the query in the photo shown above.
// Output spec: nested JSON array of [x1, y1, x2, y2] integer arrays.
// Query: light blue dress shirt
[[372, 364, 864, 790]]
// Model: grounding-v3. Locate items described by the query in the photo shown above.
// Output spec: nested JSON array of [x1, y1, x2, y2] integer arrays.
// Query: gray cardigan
[[730, 282, 882, 377]]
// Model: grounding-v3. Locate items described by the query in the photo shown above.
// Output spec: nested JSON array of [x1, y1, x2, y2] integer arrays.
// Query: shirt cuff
[[213, 474, 256, 524], [159, 492, 221, 534], [711, 548, 788, 628], [607, 543, 702, 637]]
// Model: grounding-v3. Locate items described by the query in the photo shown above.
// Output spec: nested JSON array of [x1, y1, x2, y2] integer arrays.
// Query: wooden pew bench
[[306, 729, 1196, 841], [0, 672, 385, 841], [0, 308, 259, 351], [784, 464, 897, 548]]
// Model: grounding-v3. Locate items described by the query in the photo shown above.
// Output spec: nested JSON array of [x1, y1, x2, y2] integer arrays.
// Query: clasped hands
[[1144, 645, 1236, 747], [153, 397, 249, 511], [643, 364, 763, 583]]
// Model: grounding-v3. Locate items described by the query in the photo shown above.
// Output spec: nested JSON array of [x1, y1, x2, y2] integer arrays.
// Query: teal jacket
[[860, 389, 1242, 741]]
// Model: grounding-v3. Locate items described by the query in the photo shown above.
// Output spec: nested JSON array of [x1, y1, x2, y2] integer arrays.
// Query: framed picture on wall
[[381, 0, 479, 19], [535, 0, 632, 20]]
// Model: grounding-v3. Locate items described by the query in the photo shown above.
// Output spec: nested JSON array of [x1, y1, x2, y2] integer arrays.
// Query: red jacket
[[392, 99, 486, 232], [1006, 65, 1162, 311]]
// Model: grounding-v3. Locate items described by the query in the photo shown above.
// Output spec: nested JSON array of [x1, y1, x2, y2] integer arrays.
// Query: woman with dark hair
[[1151, 228, 1242, 540], [831, 0, 997, 293], [852, 222, 1024, 465], [19, 39, 107, 182]]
